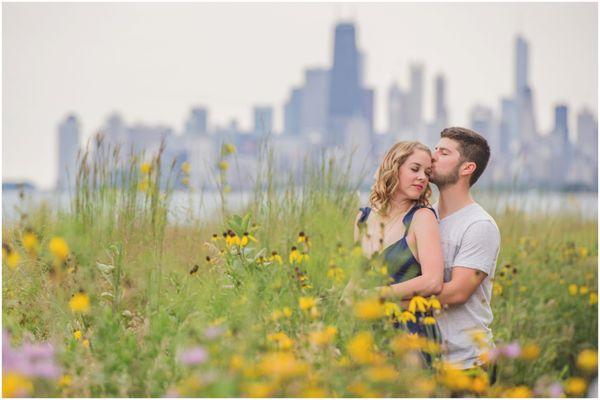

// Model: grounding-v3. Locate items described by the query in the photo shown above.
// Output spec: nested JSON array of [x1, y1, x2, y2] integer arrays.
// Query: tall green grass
[[2, 137, 597, 397]]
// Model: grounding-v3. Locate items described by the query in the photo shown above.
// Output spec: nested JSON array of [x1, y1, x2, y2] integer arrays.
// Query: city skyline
[[3, 2, 597, 189]]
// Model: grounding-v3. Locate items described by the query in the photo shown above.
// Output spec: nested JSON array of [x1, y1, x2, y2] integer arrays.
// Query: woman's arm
[[383, 208, 444, 298]]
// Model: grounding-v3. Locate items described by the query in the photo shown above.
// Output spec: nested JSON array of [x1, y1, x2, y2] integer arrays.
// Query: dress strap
[[402, 205, 437, 238], [358, 207, 372, 224]]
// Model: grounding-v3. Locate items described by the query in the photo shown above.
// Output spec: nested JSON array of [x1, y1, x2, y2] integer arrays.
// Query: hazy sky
[[3, 2, 597, 189]]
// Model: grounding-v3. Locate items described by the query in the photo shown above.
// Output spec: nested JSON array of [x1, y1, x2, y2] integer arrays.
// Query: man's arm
[[436, 267, 487, 306]]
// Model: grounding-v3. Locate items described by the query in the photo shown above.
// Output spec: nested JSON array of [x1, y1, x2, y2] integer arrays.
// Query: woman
[[353, 141, 444, 347]]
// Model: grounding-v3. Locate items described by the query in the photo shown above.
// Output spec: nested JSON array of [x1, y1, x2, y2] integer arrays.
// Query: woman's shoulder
[[409, 204, 438, 224]]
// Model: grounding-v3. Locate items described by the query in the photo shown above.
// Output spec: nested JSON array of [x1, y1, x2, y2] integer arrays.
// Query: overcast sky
[[3, 2, 597, 189]]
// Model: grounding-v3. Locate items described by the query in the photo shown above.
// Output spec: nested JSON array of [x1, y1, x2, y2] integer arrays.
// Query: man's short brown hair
[[440, 127, 490, 186]]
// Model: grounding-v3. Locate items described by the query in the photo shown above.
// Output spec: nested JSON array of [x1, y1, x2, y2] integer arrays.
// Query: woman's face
[[397, 149, 432, 200]]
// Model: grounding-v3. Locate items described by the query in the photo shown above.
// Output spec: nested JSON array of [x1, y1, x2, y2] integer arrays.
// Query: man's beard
[[430, 165, 460, 188]]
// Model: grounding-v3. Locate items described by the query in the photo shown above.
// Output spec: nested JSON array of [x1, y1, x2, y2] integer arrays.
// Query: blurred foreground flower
[[48, 237, 69, 263], [69, 292, 90, 314], [2, 330, 61, 397], [179, 346, 209, 366]]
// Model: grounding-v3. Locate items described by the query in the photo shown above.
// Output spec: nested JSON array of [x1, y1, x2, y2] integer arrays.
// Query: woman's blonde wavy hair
[[369, 141, 432, 217]]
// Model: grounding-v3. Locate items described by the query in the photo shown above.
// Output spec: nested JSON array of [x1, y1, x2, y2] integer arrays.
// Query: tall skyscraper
[[554, 105, 569, 147], [434, 74, 447, 127], [327, 22, 364, 146], [284, 88, 302, 136], [514, 35, 537, 142], [57, 114, 81, 191], [408, 63, 424, 132], [185, 107, 208, 135], [576, 108, 598, 153], [515, 35, 528, 94], [253, 106, 274, 135], [388, 83, 405, 136], [300, 68, 330, 137], [500, 98, 518, 155]]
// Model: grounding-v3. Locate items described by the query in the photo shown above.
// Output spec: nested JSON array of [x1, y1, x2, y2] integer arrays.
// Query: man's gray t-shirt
[[432, 202, 501, 369]]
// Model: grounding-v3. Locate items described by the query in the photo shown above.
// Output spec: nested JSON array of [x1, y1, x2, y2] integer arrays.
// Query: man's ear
[[460, 161, 477, 177]]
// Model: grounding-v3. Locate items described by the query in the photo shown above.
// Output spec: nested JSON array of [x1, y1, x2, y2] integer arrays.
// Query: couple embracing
[[354, 127, 501, 380]]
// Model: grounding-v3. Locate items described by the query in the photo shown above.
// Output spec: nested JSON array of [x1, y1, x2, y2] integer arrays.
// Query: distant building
[[57, 114, 81, 191], [185, 107, 208, 135], [300, 68, 330, 138], [327, 22, 372, 146], [408, 63, 424, 132], [253, 106, 273, 136], [388, 83, 407, 136], [434, 74, 447, 127], [284, 87, 302, 136]]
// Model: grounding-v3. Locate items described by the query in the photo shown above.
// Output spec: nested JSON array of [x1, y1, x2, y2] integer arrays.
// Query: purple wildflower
[[502, 342, 521, 358], [179, 346, 209, 366], [204, 326, 225, 340]]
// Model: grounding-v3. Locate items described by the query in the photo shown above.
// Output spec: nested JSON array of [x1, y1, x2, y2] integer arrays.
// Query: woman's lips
[[413, 184, 424, 191]]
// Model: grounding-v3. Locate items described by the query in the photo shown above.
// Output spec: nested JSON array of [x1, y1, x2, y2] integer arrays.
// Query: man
[[428, 127, 501, 373]]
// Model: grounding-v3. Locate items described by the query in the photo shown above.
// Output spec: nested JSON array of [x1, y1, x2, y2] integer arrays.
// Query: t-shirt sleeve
[[452, 220, 500, 276]]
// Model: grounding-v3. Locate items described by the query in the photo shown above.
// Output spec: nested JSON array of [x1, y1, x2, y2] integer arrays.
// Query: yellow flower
[[408, 295, 428, 313], [82, 339, 90, 348], [520, 344, 540, 361], [73, 330, 82, 340], [327, 266, 345, 283], [505, 385, 534, 398], [181, 162, 191, 174], [297, 231, 307, 243], [493, 282, 503, 296], [271, 309, 283, 321], [138, 178, 150, 192], [354, 298, 386, 320], [2, 372, 33, 398], [140, 162, 152, 174], [422, 316, 437, 325], [398, 311, 417, 324], [365, 364, 398, 382], [218, 161, 229, 171], [439, 366, 472, 391], [22, 231, 39, 254], [282, 307, 292, 318], [5, 251, 21, 269], [256, 352, 309, 379], [225, 231, 241, 247], [269, 251, 283, 265], [49, 237, 69, 261], [577, 246, 589, 257], [576, 349, 597, 372], [240, 232, 257, 247], [181, 176, 190, 186], [347, 331, 381, 365], [471, 375, 489, 394], [564, 377, 587, 396], [243, 382, 275, 398], [579, 286, 589, 295], [383, 301, 401, 319], [300, 386, 328, 398], [299, 297, 317, 311], [428, 295, 441, 310], [267, 332, 294, 350], [519, 286, 527, 293], [389, 333, 425, 354], [223, 143, 236, 155], [69, 292, 90, 314], [308, 326, 337, 346], [58, 374, 72, 387], [229, 354, 245, 371], [568, 284, 578, 296], [590, 292, 598, 306]]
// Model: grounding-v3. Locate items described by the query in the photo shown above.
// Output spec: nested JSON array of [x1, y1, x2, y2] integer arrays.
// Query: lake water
[[2, 189, 597, 224]]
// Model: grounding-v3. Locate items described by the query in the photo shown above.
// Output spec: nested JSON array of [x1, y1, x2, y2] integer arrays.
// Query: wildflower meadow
[[2, 139, 598, 397]]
